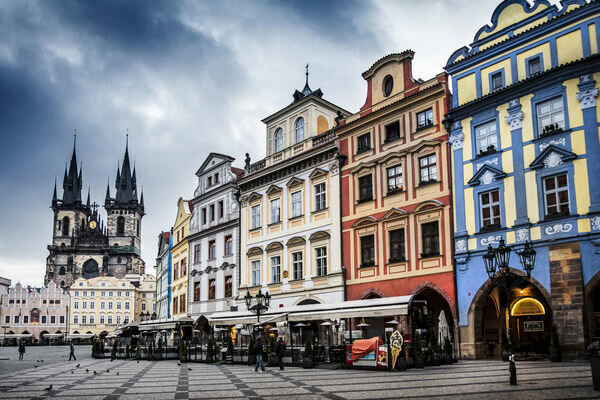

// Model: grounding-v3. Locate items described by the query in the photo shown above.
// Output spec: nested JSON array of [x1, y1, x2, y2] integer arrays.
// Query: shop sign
[[377, 345, 388, 367], [524, 321, 544, 332]]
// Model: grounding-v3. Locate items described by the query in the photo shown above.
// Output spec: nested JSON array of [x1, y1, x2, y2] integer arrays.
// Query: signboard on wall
[[524, 321, 544, 332]]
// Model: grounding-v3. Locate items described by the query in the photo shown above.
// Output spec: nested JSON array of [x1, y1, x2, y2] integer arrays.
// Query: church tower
[[104, 138, 146, 276]]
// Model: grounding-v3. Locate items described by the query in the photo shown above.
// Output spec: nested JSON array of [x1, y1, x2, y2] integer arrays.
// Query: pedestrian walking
[[253, 336, 265, 373], [18, 342, 25, 361], [69, 341, 76, 361], [275, 337, 286, 370]]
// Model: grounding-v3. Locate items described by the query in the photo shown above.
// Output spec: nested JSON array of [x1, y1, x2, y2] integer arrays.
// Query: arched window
[[62, 216, 70, 236], [273, 128, 283, 153], [117, 216, 125, 235], [295, 117, 305, 143]]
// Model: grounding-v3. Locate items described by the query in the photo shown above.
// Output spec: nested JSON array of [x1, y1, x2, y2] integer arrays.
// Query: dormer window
[[273, 128, 283, 153], [295, 117, 305, 143]]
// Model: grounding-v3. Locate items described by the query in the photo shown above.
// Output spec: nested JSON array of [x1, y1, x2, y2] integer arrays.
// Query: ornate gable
[[409, 139, 441, 154], [468, 164, 507, 186], [265, 242, 283, 252], [352, 216, 378, 228], [529, 145, 576, 169], [247, 192, 262, 203], [246, 247, 263, 256], [308, 168, 328, 180], [381, 207, 409, 221], [309, 231, 330, 241], [350, 161, 376, 174], [286, 177, 304, 188], [266, 185, 282, 195], [286, 236, 306, 247]]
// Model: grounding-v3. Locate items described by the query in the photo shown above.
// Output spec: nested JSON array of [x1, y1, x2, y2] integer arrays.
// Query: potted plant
[[206, 338, 214, 363], [550, 325, 562, 362], [155, 338, 163, 360], [501, 330, 509, 362], [226, 336, 234, 364], [302, 338, 314, 369], [125, 344, 131, 360], [111, 342, 117, 361], [587, 339, 600, 391], [412, 331, 424, 368], [442, 337, 452, 364]]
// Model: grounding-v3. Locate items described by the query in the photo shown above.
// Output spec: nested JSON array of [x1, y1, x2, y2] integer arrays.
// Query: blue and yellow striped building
[[445, 0, 600, 359]]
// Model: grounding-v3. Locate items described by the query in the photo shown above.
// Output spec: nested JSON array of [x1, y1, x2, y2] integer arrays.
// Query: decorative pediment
[[286, 177, 304, 188], [265, 242, 283, 252], [529, 145, 576, 169], [309, 231, 330, 241], [378, 152, 405, 166], [413, 199, 445, 212], [246, 247, 263, 256], [467, 165, 506, 186], [247, 192, 262, 203], [409, 139, 441, 154], [350, 161, 376, 174], [309, 168, 328, 180], [352, 216, 378, 228], [266, 185, 282, 195], [381, 207, 410, 221], [286, 236, 306, 247]]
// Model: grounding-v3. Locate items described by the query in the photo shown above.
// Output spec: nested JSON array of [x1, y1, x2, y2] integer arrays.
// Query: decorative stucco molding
[[504, 110, 523, 131]]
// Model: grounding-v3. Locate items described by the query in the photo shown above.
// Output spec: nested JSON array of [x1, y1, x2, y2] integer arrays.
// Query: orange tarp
[[351, 337, 383, 361]]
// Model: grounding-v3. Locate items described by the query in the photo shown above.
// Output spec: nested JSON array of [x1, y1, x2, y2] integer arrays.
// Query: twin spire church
[[45, 137, 146, 288]]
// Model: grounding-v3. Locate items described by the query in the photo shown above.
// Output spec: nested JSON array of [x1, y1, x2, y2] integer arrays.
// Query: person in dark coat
[[18, 342, 25, 360], [254, 336, 265, 372], [275, 337, 286, 370], [69, 341, 76, 361]]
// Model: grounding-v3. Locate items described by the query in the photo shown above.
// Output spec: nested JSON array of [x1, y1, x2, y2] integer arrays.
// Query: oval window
[[383, 75, 393, 97]]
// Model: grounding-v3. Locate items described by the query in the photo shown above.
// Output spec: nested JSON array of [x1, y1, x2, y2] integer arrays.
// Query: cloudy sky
[[0, 0, 560, 286]]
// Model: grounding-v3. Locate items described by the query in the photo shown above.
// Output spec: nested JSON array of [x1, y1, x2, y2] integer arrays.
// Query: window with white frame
[[100, 315, 105, 324], [387, 165, 403, 192], [100, 301, 105, 310], [90, 301, 95, 310], [528, 57, 541, 76], [23, 315, 29, 324], [89, 314, 95, 324], [107, 315, 113, 324], [251, 205, 261, 229], [419, 155, 437, 183], [271, 198, 281, 223], [315, 247, 327, 276], [3, 315, 8, 324], [490, 71, 503, 91], [82, 301, 87, 309], [271, 256, 281, 283], [475, 121, 497, 153], [291, 191, 302, 217], [82, 315, 87, 324], [361, 235, 375, 266], [125, 301, 130, 310], [295, 117, 305, 143], [116, 315, 121, 325], [480, 190, 501, 228], [251, 260, 261, 286], [543, 173, 569, 217], [74, 301, 79, 309], [124, 315, 129, 324], [73, 315, 78, 324], [537, 97, 564, 136], [292, 252, 303, 280], [417, 108, 434, 129], [108, 301, 113, 310], [274, 128, 283, 153], [116, 301, 122, 310], [314, 183, 326, 211]]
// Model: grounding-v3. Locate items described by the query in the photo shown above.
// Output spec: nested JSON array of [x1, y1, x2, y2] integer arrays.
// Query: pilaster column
[[504, 99, 529, 227], [449, 121, 468, 241]]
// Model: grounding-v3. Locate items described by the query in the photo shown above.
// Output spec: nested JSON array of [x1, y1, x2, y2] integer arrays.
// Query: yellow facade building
[[171, 198, 192, 320]]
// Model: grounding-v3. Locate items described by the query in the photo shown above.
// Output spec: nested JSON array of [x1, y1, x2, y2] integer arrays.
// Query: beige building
[[69, 276, 136, 337], [171, 198, 192, 320], [0, 281, 69, 344], [128, 274, 156, 321]]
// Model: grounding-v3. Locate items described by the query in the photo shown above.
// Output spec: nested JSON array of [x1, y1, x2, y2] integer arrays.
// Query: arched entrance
[[410, 285, 456, 351], [470, 270, 551, 359]]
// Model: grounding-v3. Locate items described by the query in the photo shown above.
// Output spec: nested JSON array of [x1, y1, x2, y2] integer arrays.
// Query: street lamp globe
[[494, 238, 511, 270], [244, 289, 252, 309], [483, 245, 497, 279], [518, 241, 536, 278]]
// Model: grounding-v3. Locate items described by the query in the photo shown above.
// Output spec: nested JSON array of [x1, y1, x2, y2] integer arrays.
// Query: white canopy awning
[[42, 333, 64, 338], [139, 321, 177, 331], [0, 333, 32, 339], [69, 333, 94, 339], [208, 295, 412, 326]]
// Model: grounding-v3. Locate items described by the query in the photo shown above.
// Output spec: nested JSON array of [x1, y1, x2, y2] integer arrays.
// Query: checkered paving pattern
[[0, 358, 596, 399]]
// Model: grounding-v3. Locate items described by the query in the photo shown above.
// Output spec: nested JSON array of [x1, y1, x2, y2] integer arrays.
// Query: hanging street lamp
[[244, 288, 271, 324], [482, 239, 536, 386]]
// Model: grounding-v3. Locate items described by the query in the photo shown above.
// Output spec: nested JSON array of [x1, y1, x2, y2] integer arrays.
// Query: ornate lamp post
[[483, 239, 536, 386], [244, 289, 271, 324]]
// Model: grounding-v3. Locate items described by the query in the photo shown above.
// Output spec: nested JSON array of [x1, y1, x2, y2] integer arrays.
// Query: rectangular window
[[537, 96, 565, 136], [358, 175, 373, 201], [208, 240, 216, 259], [225, 276, 232, 297], [83, 291, 87, 296], [174, 262, 179, 280], [181, 258, 187, 276], [100, 315, 105, 324], [202, 208, 207, 225], [82, 301, 87, 309], [193, 282, 201, 302], [422, 221, 440, 257], [208, 176, 212, 186], [251, 260, 261, 286], [90, 301, 95, 309], [73, 315, 78, 324], [173, 297, 178, 314], [387, 165, 403, 192], [270, 198, 281, 223], [357, 133, 371, 153], [194, 244, 201, 264], [108, 301, 113, 310], [40, 315, 46, 324], [23, 315, 29, 324], [292, 252, 303, 280], [475, 121, 497, 154], [124, 315, 129, 324], [417, 109, 434, 129], [528, 57, 541, 76], [125, 291, 130, 297], [291, 191, 302, 217], [116, 291, 121, 297], [180, 294, 186, 313], [215, 173, 219, 184], [315, 247, 327, 276], [491, 71, 503, 91], [251, 205, 261, 229], [224, 235, 233, 256], [4, 315, 8, 324], [208, 279, 216, 300], [384, 121, 400, 142], [107, 315, 113, 324], [480, 190, 501, 229], [419, 154, 437, 183], [125, 301, 130, 310], [82, 315, 86, 324], [218, 200, 224, 218], [271, 256, 281, 283], [100, 302, 105, 310], [109, 291, 113, 297], [90, 291, 94, 297], [361, 235, 375, 266], [543, 174, 570, 217], [389, 229, 406, 262], [101, 291, 105, 297], [14, 315, 20, 324], [116, 301, 122, 310], [210, 204, 215, 221], [89, 315, 94, 324], [60, 316, 65, 324], [74, 301, 79, 309], [116, 315, 121, 325], [314, 183, 326, 211]]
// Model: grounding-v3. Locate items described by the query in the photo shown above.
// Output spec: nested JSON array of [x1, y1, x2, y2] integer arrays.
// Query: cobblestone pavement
[[0, 356, 597, 399], [0, 345, 91, 376]]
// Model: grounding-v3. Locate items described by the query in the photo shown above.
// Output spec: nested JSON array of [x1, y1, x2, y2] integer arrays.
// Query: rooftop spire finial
[[305, 63, 309, 86]]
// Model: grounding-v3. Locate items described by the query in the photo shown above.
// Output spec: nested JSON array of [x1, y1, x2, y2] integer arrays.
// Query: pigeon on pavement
[[106, 369, 109, 373], [34, 365, 38, 368], [44, 385, 52, 391], [86, 369, 89, 373], [93, 371, 97, 375], [116, 372, 119, 376], [71, 370, 74, 374], [76, 364, 80, 368], [188, 368, 192, 371], [177, 362, 181, 366]]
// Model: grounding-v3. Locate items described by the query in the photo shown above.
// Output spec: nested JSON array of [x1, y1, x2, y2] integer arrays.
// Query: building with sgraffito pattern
[[444, 0, 600, 359]]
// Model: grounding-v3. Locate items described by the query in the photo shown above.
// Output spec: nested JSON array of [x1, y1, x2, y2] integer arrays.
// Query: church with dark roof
[[45, 137, 146, 288]]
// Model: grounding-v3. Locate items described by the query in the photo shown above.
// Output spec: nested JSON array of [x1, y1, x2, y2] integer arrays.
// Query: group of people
[[16, 341, 77, 361], [253, 336, 286, 373]]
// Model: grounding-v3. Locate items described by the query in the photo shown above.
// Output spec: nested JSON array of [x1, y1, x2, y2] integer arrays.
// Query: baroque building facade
[[336, 51, 456, 340], [171, 198, 192, 320], [188, 153, 242, 328], [445, 0, 600, 359], [155, 231, 172, 320], [45, 139, 146, 288]]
